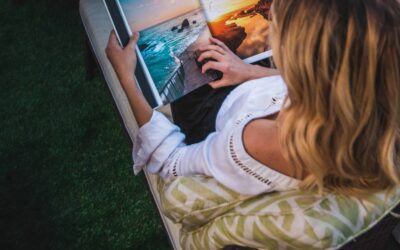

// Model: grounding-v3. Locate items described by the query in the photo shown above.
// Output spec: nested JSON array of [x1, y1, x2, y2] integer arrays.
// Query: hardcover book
[[104, 0, 273, 108]]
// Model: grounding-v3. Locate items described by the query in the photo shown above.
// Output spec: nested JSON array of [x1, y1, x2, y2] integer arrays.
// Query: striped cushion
[[157, 176, 400, 249]]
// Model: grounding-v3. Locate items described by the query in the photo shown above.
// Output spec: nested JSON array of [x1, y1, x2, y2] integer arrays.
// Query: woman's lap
[[171, 84, 237, 145]]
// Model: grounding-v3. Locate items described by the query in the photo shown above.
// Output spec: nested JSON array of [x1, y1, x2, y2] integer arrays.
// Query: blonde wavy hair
[[271, 0, 400, 195]]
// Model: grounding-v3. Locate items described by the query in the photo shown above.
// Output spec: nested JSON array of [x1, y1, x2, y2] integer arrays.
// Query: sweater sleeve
[[132, 110, 275, 196], [132, 110, 186, 177], [132, 110, 216, 178]]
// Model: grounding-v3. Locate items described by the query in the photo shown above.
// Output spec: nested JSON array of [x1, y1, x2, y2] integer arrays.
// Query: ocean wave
[[137, 9, 207, 91]]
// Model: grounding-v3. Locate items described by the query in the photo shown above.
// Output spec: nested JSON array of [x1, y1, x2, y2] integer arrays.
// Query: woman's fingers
[[106, 31, 121, 59], [199, 44, 226, 55], [201, 61, 225, 74], [210, 37, 231, 52], [209, 79, 227, 89], [126, 31, 140, 50], [107, 31, 120, 49], [198, 50, 224, 63]]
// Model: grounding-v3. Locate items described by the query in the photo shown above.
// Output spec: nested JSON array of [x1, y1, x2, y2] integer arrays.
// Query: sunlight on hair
[[271, 0, 400, 196]]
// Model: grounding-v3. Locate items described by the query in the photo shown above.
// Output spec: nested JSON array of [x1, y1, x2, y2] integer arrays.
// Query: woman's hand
[[198, 37, 252, 88], [106, 31, 139, 84], [105, 31, 153, 127], [198, 37, 280, 89]]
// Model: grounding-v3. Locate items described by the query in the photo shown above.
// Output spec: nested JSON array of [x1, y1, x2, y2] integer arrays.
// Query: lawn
[[0, 0, 170, 249]]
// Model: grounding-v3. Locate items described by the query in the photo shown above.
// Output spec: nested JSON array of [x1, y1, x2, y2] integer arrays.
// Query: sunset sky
[[120, 0, 200, 31], [200, 0, 258, 21]]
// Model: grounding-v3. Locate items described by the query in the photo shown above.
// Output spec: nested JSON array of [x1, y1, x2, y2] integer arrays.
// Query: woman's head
[[271, 0, 400, 194]]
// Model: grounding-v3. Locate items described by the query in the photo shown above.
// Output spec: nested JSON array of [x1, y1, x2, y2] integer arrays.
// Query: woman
[[106, 0, 400, 196]]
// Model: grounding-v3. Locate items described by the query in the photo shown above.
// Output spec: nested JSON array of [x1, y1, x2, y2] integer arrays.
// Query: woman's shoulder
[[216, 75, 288, 130], [242, 117, 297, 179], [232, 75, 287, 98]]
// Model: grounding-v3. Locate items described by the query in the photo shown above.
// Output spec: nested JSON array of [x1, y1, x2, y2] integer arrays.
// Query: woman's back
[[131, 75, 302, 196]]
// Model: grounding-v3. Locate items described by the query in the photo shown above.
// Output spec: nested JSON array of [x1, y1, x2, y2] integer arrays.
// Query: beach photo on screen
[[119, 0, 216, 104], [200, 0, 273, 60]]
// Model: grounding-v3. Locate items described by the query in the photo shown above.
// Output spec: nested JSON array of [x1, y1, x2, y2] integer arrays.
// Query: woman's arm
[[198, 37, 280, 89], [105, 31, 152, 128]]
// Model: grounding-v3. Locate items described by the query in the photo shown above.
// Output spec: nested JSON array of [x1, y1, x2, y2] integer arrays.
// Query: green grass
[[0, 0, 170, 249]]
